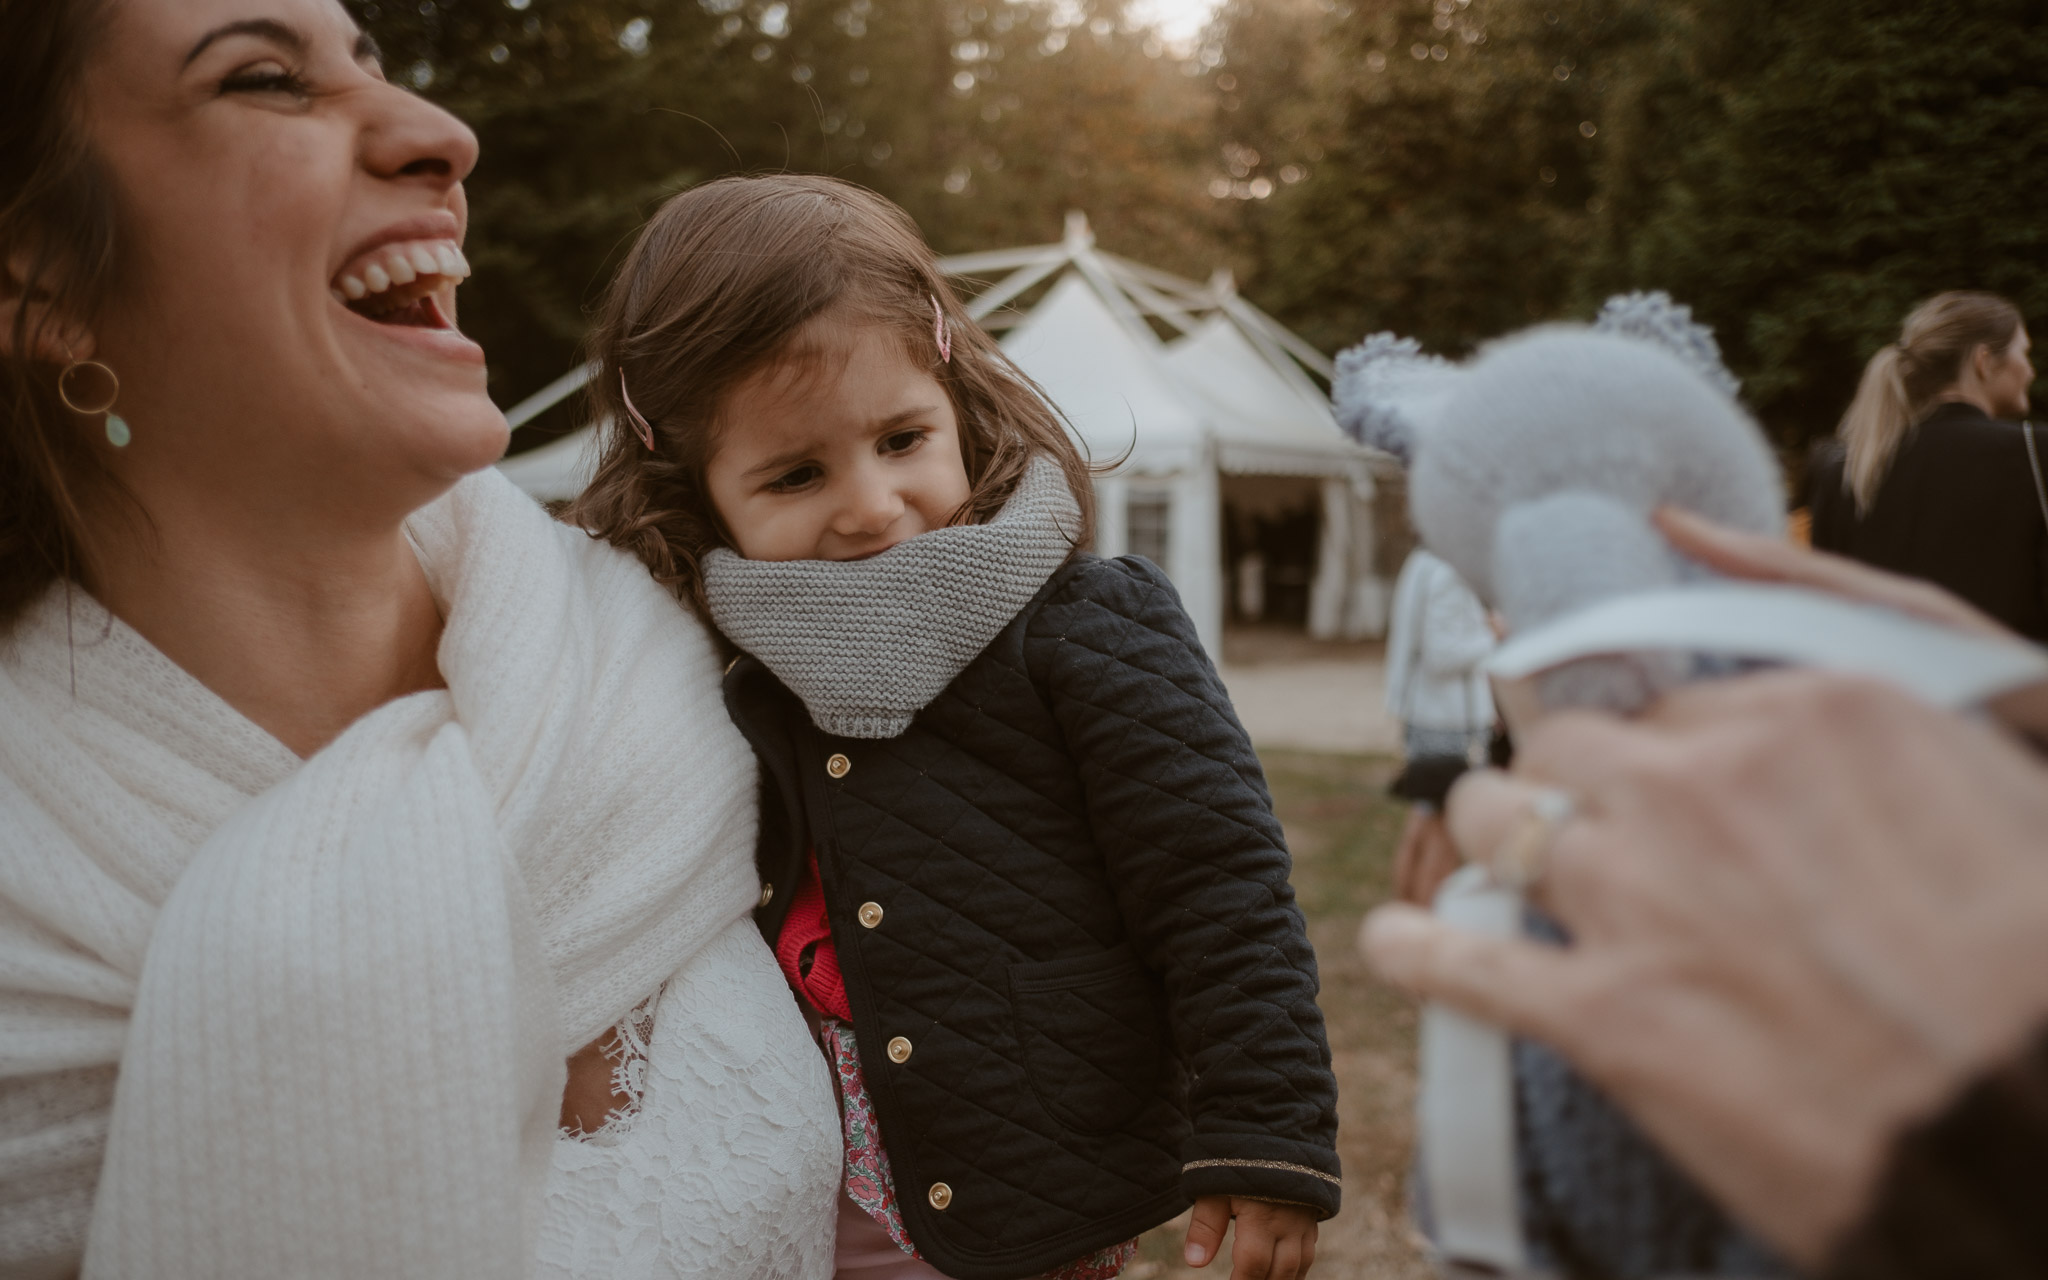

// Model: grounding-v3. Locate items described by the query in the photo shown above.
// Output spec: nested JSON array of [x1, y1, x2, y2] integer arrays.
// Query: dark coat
[[1824, 1021, 2048, 1280], [723, 554, 1340, 1280], [1808, 402, 2048, 641]]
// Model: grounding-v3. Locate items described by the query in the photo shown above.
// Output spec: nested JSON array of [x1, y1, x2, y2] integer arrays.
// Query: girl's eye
[[880, 429, 926, 456], [220, 63, 311, 96], [766, 464, 823, 493]]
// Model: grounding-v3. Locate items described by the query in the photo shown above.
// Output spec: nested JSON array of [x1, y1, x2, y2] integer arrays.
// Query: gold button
[[758, 883, 774, 908], [886, 1035, 912, 1063], [858, 901, 884, 929], [927, 1182, 953, 1211], [826, 753, 851, 779]]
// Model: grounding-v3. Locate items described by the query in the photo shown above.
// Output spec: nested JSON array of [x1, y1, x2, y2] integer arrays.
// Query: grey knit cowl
[[702, 456, 1083, 739]]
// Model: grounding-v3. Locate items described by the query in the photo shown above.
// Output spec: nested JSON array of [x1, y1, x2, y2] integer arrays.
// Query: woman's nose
[[358, 81, 480, 191]]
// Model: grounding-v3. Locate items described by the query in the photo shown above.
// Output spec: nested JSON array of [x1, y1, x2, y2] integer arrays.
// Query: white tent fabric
[[964, 216, 1384, 649], [1001, 274, 1208, 475], [1162, 316, 1367, 482]]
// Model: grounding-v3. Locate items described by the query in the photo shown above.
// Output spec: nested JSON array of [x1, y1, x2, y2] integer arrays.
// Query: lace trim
[[1181, 1158, 1343, 1188], [566, 989, 660, 1145]]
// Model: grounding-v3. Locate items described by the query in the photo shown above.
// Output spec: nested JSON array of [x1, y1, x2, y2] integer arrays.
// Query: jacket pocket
[[1009, 945, 1166, 1134]]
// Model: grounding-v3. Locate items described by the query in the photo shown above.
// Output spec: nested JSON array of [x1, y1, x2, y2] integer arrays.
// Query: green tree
[[1235, 0, 1669, 356], [350, 0, 1231, 435], [1589, 0, 2048, 449], [1223, 0, 2048, 451]]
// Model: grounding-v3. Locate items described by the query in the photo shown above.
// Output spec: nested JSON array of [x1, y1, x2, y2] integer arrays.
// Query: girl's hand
[[1184, 1195, 1318, 1280]]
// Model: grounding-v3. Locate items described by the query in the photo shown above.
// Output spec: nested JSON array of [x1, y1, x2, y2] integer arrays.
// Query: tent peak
[[1063, 210, 1095, 251]]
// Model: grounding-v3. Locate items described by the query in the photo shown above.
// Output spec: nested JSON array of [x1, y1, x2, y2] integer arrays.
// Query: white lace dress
[[535, 919, 841, 1279]]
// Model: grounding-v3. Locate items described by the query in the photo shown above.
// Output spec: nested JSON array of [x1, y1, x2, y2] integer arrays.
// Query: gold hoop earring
[[57, 359, 130, 448]]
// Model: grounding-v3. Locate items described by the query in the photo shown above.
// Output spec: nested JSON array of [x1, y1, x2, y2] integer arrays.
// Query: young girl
[[568, 175, 1339, 1280]]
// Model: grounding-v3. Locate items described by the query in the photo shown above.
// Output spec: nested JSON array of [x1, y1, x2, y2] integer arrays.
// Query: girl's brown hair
[[1837, 291, 2025, 512], [0, 0, 122, 627], [566, 174, 1095, 612]]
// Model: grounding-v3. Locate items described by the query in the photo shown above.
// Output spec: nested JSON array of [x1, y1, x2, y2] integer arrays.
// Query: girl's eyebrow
[[871, 405, 940, 432], [742, 406, 939, 480], [744, 446, 818, 480]]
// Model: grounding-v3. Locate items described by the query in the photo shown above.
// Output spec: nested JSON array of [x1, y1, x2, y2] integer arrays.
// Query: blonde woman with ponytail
[[1809, 292, 2044, 640]]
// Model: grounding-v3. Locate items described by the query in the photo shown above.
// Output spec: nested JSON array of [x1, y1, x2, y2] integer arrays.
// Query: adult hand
[[1361, 670, 2048, 1267], [1657, 506, 2048, 736], [1654, 506, 2008, 637], [1184, 1195, 1317, 1280], [560, 1028, 630, 1136]]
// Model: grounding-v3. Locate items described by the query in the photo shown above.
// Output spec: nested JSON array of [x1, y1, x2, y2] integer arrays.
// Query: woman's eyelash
[[221, 68, 310, 96]]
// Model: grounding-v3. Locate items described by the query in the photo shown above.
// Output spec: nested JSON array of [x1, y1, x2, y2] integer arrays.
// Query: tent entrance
[[1222, 474, 1323, 629]]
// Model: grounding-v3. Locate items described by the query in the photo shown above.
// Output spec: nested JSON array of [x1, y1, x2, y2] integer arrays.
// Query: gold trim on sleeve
[[1181, 1158, 1342, 1188]]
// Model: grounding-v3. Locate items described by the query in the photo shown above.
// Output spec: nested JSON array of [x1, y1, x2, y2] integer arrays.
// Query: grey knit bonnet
[[703, 456, 1082, 738]]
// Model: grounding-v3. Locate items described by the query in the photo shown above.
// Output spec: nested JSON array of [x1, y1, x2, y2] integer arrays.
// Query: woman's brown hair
[[565, 174, 1095, 613], [0, 0, 121, 627], [1836, 291, 2024, 512]]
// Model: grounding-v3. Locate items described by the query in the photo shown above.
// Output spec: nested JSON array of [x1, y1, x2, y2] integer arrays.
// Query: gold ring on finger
[[1489, 786, 1576, 890]]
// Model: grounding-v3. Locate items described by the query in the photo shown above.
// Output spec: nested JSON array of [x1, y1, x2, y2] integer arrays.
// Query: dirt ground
[[1214, 626, 1401, 757], [1127, 749, 1434, 1280]]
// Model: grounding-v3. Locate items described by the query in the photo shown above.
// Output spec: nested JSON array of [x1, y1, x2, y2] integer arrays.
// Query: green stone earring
[[57, 359, 129, 448]]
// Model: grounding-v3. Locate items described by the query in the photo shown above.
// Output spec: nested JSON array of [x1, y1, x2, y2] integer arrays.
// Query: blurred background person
[[1809, 292, 2044, 640], [1386, 546, 1495, 764], [1384, 547, 1495, 905]]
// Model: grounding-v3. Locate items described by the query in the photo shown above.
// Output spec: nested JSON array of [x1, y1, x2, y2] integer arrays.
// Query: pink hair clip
[[932, 295, 952, 364], [619, 369, 656, 451]]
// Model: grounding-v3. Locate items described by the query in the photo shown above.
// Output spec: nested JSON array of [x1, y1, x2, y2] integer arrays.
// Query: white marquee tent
[[495, 212, 1391, 656]]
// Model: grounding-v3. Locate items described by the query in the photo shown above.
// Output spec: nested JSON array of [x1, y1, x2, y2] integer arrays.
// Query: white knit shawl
[[0, 468, 763, 1278]]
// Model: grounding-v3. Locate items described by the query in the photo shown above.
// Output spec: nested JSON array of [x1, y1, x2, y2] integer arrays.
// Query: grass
[[1127, 749, 1434, 1280]]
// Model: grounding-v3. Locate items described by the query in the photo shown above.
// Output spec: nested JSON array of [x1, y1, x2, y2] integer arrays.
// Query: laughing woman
[[0, 2, 837, 1277]]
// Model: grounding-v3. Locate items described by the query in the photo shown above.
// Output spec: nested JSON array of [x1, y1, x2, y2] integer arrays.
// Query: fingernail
[[1185, 1244, 1207, 1265]]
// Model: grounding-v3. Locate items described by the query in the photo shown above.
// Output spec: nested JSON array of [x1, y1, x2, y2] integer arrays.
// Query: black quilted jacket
[[724, 553, 1341, 1279]]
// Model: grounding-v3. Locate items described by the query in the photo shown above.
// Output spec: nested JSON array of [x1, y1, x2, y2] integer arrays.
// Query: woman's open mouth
[[330, 238, 471, 330]]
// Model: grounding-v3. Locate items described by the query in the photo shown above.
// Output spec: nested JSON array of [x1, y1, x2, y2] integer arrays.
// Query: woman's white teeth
[[331, 288, 347, 305], [333, 240, 472, 309]]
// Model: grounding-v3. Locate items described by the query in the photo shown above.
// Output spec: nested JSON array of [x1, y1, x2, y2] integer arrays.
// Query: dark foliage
[[350, 0, 2047, 458], [1236, 0, 2048, 453]]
